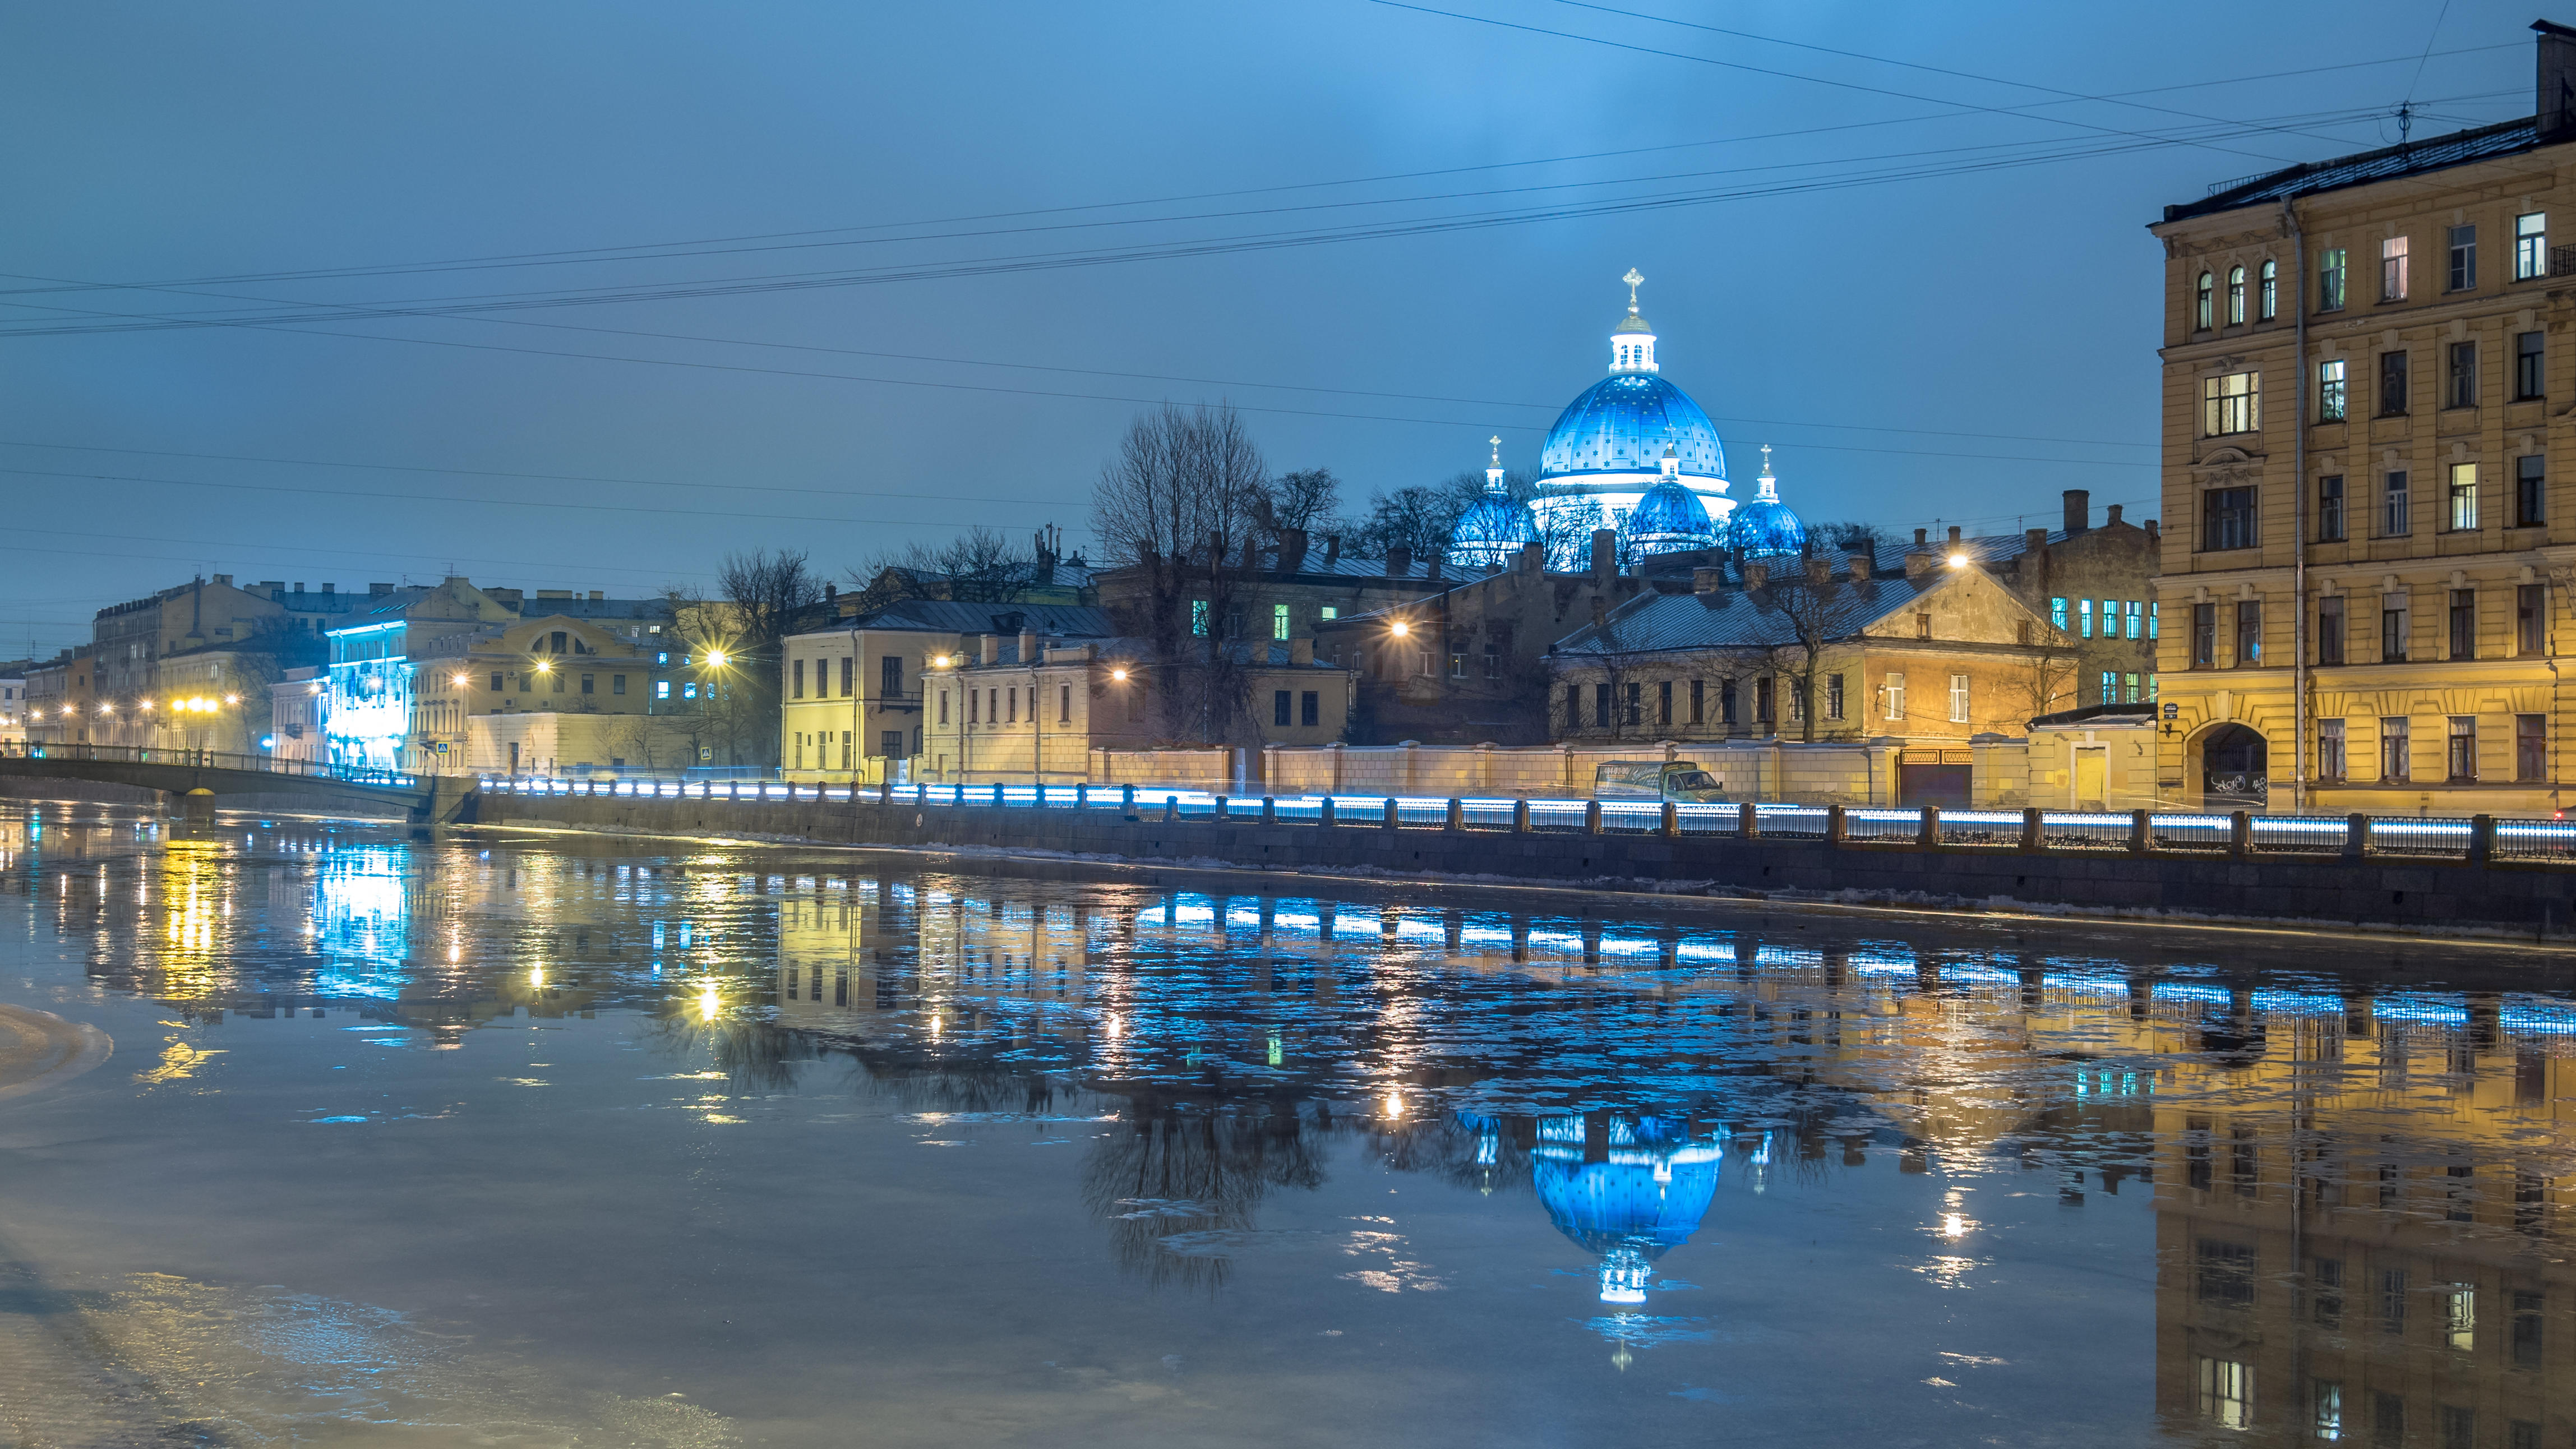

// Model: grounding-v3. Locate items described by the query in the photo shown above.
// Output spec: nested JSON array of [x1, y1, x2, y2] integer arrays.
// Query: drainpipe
[[2286, 196, 2309, 814]]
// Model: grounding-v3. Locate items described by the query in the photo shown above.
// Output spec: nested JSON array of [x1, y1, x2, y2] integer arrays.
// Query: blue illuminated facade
[[325, 620, 413, 772]]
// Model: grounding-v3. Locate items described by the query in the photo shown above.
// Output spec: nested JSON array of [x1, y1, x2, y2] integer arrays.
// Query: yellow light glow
[[224, 694, 239, 705], [1389, 621, 1410, 637], [932, 654, 951, 668], [453, 675, 470, 686], [534, 660, 551, 673], [1382, 1091, 1405, 1119], [1942, 1213, 1968, 1238], [696, 984, 721, 1022], [530, 966, 545, 989], [1947, 553, 1967, 568], [930, 1013, 944, 1039], [1110, 667, 1129, 681], [98, 702, 114, 713], [705, 649, 729, 668]]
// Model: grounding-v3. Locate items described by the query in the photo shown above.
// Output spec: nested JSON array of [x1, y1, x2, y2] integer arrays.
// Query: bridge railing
[[0, 741, 417, 790], [474, 773, 2576, 868]]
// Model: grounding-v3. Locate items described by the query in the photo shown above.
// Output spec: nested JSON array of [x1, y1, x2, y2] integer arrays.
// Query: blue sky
[[0, 0, 2538, 654]]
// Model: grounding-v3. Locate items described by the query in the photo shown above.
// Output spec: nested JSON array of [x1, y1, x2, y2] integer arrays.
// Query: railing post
[[1824, 804, 1844, 844], [2229, 810, 2251, 859], [879, 779, 892, 804], [2470, 813, 2495, 867], [1584, 800, 1603, 834], [1319, 795, 1336, 828], [1262, 796, 1276, 824], [2128, 809, 2150, 855], [1382, 796, 1398, 829], [2344, 813, 2370, 860], [2015, 807, 2038, 852], [1213, 795, 1229, 822], [1121, 783, 1135, 817], [1162, 795, 1179, 823], [991, 784, 1004, 809], [1739, 801, 1760, 838], [1447, 798, 1465, 831], [1661, 801, 1679, 838], [1512, 799, 1530, 833], [1074, 783, 1088, 808], [1920, 805, 1944, 849]]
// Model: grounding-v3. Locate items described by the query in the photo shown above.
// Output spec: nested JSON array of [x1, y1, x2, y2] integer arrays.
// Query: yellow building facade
[[2151, 33, 2576, 816]]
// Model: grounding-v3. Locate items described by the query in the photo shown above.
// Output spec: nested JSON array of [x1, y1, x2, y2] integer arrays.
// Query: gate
[[1896, 748, 1972, 808]]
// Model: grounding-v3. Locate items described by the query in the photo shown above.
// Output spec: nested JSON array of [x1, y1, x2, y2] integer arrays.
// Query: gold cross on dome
[[1622, 267, 1644, 311]]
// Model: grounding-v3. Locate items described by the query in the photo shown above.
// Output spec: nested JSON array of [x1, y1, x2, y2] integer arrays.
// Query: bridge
[[0, 742, 473, 823]]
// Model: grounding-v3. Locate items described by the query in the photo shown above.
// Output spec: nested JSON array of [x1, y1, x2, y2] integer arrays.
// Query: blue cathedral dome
[[1539, 373, 1728, 483], [1530, 1114, 1722, 1304], [1449, 436, 1543, 569], [1725, 445, 1807, 559], [1624, 474, 1716, 555]]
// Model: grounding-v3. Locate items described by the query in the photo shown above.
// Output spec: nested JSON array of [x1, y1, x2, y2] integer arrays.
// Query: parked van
[[1592, 760, 1728, 802]]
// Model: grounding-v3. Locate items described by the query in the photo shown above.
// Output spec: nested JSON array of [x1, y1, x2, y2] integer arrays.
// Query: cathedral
[[1449, 270, 1808, 570]]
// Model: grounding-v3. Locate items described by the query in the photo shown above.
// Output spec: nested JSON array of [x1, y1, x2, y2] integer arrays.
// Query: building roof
[[812, 601, 1118, 638], [2164, 117, 2542, 224], [950, 635, 1344, 670], [1553, 571, 1946, 656], [2027, 701, 2158, 730], [523, 596, 676, 622]]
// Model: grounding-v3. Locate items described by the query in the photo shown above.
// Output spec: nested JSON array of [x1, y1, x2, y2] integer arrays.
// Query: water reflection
[[9, 802, 2576, 1438]]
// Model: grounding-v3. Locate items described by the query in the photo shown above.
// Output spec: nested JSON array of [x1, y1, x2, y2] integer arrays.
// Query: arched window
[[2196, 271, 2214, 329], [2227, 266, 2246, 325], [2258, 259, 2277, 320]]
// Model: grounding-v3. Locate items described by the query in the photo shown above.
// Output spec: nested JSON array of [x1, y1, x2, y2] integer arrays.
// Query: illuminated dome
[[1725, 445, 1806, 559], [1449, 436, 1542, 569], [1531, 270, 1732, 553], [1624, 460, 1717, 557], [1532, 1114, 1722, 1304]]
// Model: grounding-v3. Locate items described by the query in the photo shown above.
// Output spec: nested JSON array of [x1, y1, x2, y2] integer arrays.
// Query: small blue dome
[[1540, 374, 1727, 482], [1450, 492, 1541, 569], [1532, 1115, 1723, 1303], [1624, 478, 1716, 555], [1726, 453, 1806, 558]]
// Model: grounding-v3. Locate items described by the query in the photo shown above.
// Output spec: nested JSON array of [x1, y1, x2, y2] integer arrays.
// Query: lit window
[[2196, 1356, 2251, 1430], [2318, 358, 2347, 421], [653, 681, 671, 699], [1273, 603, 1290, 640], [2448, 463, 2479, 530], [2318, 247, 2346, 310], [2203, 371, 2259, 435], [2258, 258, 2277, 319], [2381, 234, 2409, 301], [2226, 265, 2245, 324], [2195, 271, 2214, 329], [2079, 599, 2093, 638], [1191, 601, 1208, 636], [2050, 597, 2068, 630], [2517, 211, 2548, 280], [2125, 601, 2144, 639], [1948, 673, 1969, 723], [1883, 672, 1905, 721]]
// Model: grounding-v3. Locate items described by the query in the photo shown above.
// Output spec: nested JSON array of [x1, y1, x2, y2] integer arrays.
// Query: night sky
[[0, 0, 2535, 655]]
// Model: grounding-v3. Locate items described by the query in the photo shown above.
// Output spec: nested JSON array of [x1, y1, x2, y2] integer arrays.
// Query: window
[[2236, 600, 2262, 666], [2319, 358, 2348, 421], [2079, 598, 2093, 638], [2381, 234, 2409, 301], [2519, 583, 2546, 655], [1755, 676, 1774, 724], [2513, 1290, 2544, 1368], [2204, 371, 2259, 435], [2226, 265, 2246, 324], [968, 688, 978, 724], [1190, 600, 1208, 636], [2448, 340, 2478, 408], [2319, 247, 2347, 310], [1657, 679, 1673, 727], [2314, 1381, 2345, 1442], [1301, 691, 1318, 727], [2440, 1406, 2474, 1449], [2517, 455, 2546, 527], [2123, 672, 2141, 702], [551, 671, 564, 693], [2379, 350, 2409, 415], [2383, 716, 2412, 782], [1689, 678, 1704, 724], [2383, 470, 2411, 536], [2050, 596, 2068, 630], [875, 656, 899, 699], [2125, 600, 2144, 639], [2194, 603, 2218, 667], [2319, 718, 2347, 782], [2149, 602, 2159, 640], [548, 630, 567, 654], [1826, 674, 1844, 720], [2099, 669, 2116, 704], [1272, 603, 1290, 640], [1483, 644, 1499, 679], [2449, 717, 2478, 781], [488, 672, 503, 691], [792, 659, 805, 699], [1274, 690, 1292, 727], [2383, 593, 2411, 662], [2319, 596, 2346, 666], [1623, 683, 1640, 727], [2203, 486, 2258, 550], [1915, 612, 1932, 640], [2518, 330, 2546, 399], [1948, 673, 1970, 723], [2196, 1356, 2252, 1430], [1059, 684, 1070, 722], [2196, 1239, 2257, 1307], [580, 673, 594, 695], [653, 680, 671, 700], [2383, 1268, 2412, 1337], [2196, 270, 2214, 328], [936, 690, 948, 724], [1789, 679, 1806, 726], [1594, 683, 1610, 728], [611, 673, 626, 695], [2449, 224, 2478, 290], [1448, 652, 1466, 679], [1883, 672, 1903, 721], [2319, 474, 2346, 540], [2450, 588, 2477, 660], [1319, 606, 1337, 621], [2519, 211, 2549, 279], [2259, 257, 2277, 319], [1007, 687, 1018, 724], [2375, 1393, 2406, 1449]]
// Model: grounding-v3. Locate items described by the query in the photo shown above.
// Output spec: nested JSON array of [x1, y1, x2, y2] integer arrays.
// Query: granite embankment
[[469, 788, 2576, 941]]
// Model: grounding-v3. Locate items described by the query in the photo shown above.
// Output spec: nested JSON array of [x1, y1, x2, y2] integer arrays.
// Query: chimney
[[1806, 557, 1831, 585], [321, 583, 335, 593], [369, 582, 394, 596], [1324, 533, 1341, 564], [1590, 527, 1616, 580], [823, 583, 836, 603], [1289, 638, 1314, 666], [2145, 519, 2161, 543], [980, 634, 998, 666], [2541, 20, 2576, 142], [1743, 560, 1770, 590], [1913, 528, 1927, 548], [2106, 504, 2124, 527], [293, 583, 305, 593], [1280, 528, 1310, 573], [1520, 541, 1544, 574], [211, 573, 232, 587], [1018, 630, 1037, 664], [2025, 525, 2048, 557], [1387, 544, 1413, 578], [1847, 553, 1872, 582], [1427, 555, 1444, 580], [1692, 566, 1724, 594], [1946, 525, 1962, 546], [2063, 489, 2090, 535], [1590, 598, 1608, 628]]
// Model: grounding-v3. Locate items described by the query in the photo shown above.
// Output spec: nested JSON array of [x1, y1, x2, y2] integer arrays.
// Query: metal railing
[[468, 773, 2576, 867], [3, 740, 417, 790]]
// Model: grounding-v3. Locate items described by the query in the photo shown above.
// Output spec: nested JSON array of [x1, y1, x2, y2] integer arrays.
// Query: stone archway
[[2198, 722, 2268, 809]]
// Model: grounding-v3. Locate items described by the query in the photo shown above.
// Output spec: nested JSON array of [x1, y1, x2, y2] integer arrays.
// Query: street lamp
[[704, 649, 728, 668], [1947, 552, 1968, 568], [1389, 620, 1411, 638]]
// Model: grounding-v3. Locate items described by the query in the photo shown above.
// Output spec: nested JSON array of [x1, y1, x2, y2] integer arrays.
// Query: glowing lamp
[[1947, 553, 1967, 568], [1389, 621, 1410, 637], [534, 660, 551, 673], [704, 649, 729, 668], [224, 694, 239, 705], [1110, 667, 1129, 681], [98, 702, 113, 713], [452, 675, 469, 686], [140, 700, 155, 711]]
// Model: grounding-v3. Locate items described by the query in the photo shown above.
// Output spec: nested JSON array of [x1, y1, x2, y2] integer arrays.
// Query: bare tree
[[664, 550, 824, 768], [1532, 491, 1608, 573], [1747, 561, 1868, 744], [847, 526, 1042, 612], [608, 714, 663, 770], [1091, 403, 1269, 741], [1258, 468, 1341, 539]]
